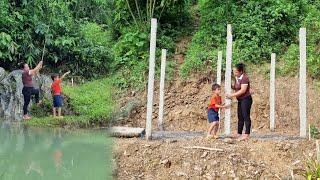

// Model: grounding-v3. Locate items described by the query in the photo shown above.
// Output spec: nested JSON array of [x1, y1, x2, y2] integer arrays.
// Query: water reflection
[[0, 121, 113, 180]]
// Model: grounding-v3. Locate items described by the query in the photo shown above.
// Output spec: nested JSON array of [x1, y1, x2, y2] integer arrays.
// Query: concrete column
[[145, 18, 158, 140]]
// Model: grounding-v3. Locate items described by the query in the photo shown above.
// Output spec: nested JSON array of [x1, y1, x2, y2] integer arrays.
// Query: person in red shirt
[[207, 83, 228, 139], [51, 71, 70, 118]]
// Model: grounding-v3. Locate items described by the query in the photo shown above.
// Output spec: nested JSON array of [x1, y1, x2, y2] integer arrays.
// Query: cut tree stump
[[109, 126, 145, 138]]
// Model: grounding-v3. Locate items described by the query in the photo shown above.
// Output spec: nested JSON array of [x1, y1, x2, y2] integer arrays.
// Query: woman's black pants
[[22, 87, 39, 115], [237, 95, 253, 134]]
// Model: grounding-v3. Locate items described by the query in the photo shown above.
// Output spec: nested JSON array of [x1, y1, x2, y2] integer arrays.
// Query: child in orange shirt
[[51, 71, 70, 118], [207, 83, 227, 139]]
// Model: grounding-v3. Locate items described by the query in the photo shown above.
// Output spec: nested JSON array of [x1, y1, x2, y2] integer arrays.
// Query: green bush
[[63, 78, 114, 120], [113, 29, 149, 69], [310, 124, 320, 139], [111, 24, 177, 89], [281, 4, 320, 78], [110, 0, 191, 89], [181, 42, 213, 77], [72, 22, 113, 77]]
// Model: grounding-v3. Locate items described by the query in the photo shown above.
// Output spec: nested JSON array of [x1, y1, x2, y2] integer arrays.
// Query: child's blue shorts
[[208, 109, 219, 123], [53, 95, 62, 108]]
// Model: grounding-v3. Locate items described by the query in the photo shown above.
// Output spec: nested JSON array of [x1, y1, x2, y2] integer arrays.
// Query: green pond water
[[0, 121, 113, 180]]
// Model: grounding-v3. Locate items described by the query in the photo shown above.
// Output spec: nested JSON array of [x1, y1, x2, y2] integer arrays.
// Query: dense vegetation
[[0, 0, 114, 77], [2, 0, 320, 83], [0, 0, 191, 86], [182, 0, 320, 78]]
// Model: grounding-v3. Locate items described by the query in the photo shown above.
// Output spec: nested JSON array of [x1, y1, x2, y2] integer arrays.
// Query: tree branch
[[126, 0, 139, 27], [151, 0, 156, 19], [134, 0, 142, 22]]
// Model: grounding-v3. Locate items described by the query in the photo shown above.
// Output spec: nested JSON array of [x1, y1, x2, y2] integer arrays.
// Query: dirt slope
[[116, 67, 320, 135]]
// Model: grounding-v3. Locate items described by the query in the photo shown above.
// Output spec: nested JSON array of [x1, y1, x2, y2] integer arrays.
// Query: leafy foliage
[[281, 3, 320, 78], [0, 0, 114, 78], [110, 0, 191, 88], [0, 0, 191, 87], [182, 0, 310, 76]]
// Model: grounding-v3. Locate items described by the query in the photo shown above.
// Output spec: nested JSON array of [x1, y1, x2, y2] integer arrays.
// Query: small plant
[[311, 124, 320, 139], [305, 160, 320, 179], [30, 97, 52, 117]]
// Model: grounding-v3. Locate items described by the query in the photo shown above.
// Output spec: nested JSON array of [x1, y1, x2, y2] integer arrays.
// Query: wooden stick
[[274, 174, 282, 180], [35, 37, 46, 80], [217, 117, 222, 135], [316, 140, 319, 162], [309, 124, 311, 140], [217, 51, 222, 85], [41, 38, 46, 62], [182, 146, 224, 152]]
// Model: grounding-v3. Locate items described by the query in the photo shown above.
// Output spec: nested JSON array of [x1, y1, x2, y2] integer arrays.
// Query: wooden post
[[316, 140, 320, 163], [217, 51, 222, 85], [158, 49, 167, 131], [270, 53, 276, 131], [299, 28, 307, 138], [224, 24, 232, 136], [145, 18, 157, 140], [71, 78, 74, 87], [309, 124, 311, 140]]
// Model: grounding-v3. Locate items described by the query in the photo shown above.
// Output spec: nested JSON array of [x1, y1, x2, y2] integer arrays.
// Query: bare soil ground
[[114, 137, 315, 179]]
